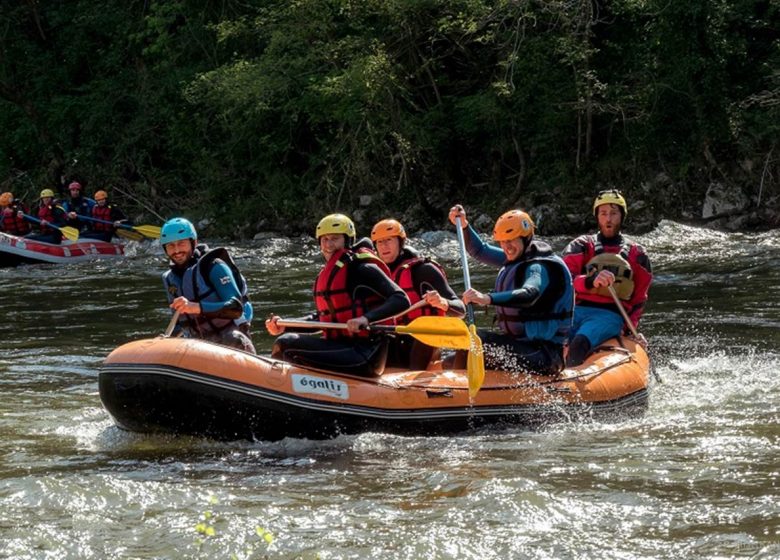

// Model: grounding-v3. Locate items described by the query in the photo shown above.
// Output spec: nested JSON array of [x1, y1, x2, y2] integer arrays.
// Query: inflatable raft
[[99, 335, 650, 441], [0, 231, 124, 267]]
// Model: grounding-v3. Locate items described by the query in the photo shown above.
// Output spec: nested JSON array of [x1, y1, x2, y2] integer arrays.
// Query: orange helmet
[[493, 210, 535, 241], [371, 219, 406, 242], [0, 192, 12, 206], [94, 190, 108, 201]]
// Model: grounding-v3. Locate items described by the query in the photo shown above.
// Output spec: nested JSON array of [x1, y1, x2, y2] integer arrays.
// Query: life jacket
[[313, 247, 392, 339], [493, 240, 573, 343], [162, 246, 252, 337], [91, 204, 114, 232], [1, 204, 30, 235], [390, 250, 447, 324], [580, 234, 637, 303], [37, 203, 64, 234]]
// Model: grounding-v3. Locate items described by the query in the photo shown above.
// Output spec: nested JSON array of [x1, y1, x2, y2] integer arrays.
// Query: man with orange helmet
[[448, 205, 573, 375], [81, 190, 128, 241], [562, 189, 652, 366], [371, 218, 465, 369], [265, 213, 410, 377], [0, 192, 31, 236]]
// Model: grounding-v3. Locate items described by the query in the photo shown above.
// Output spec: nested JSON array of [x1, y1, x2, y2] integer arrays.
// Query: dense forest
[[1, 0, 778, 237]]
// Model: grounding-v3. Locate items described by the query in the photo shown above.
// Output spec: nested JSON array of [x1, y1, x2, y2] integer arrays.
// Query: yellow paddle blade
[[60, 226, 80, 242], [116, 228, 144, 241], [467, 323, 485, 398], [132, 224, 161, 239], [395, 316, 471, 349]]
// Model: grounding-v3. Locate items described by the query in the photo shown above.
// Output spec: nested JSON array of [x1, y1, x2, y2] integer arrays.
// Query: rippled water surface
[[1, 221, 778, 559]]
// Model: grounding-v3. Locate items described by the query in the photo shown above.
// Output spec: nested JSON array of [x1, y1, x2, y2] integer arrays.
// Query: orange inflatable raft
[[99, 336, 650, 441]]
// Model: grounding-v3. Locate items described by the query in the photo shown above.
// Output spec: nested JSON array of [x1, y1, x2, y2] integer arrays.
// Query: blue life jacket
[[493, 241, 573, 343]]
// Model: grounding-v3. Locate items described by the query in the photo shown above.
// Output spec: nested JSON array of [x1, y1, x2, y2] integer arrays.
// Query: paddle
[[276, 315, 472, 350], [607, 285, 662, 384], [21, 213, 79, 241], [164, 310, 181, 337], [116, 228, 145, 242], [76, 214, 161, 239], [454, 216, 486, 398]]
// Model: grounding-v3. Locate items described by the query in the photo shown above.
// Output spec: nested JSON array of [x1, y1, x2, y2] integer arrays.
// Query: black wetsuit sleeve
[[412, 263, 466, 318], [351, 262, 410, 322]]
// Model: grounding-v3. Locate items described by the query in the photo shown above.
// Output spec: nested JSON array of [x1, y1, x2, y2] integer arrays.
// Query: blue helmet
[[160, 218, 197, 245]]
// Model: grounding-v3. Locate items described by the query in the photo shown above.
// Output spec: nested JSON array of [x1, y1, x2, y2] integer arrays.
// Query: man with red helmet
[[448, 205, 573, 375]]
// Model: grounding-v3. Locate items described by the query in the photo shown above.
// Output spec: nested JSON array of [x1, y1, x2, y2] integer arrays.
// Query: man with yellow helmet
[[25, 188, 68, 244], [371, 218, 465, 369], [562, 189, 653, 366], [81, 190, 129, 241], [265, 213, 410, 376], [448, 205, 574, 375], [0, 192, 31, 236]]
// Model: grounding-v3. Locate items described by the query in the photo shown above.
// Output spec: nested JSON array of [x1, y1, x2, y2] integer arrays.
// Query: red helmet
[[68, 181, 82, 191]]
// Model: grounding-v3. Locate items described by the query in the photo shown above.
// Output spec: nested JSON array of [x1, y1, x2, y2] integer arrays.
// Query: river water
[[0, 220, 778, 559]]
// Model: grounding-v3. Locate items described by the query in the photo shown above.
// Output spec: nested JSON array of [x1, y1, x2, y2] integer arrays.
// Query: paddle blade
[[116, 228, 144, 241], [132, 224, 161, 239], [60, 226, 80, 242], [396, 316, 471, 349], [467, 323, 485, 398]]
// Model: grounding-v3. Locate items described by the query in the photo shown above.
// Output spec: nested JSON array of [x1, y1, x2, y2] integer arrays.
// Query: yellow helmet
[[94, 190, 108, 201], [316, 213, 356, 241], [593, 189, 627, 217], [493, 210, 535, 241], [0, 192, 12, 206], [40, 188, 55, 199], [371, 219, 406, 242]]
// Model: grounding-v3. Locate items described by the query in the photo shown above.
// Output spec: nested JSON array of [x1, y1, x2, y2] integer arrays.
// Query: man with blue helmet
[[160, 217, 255, 353]]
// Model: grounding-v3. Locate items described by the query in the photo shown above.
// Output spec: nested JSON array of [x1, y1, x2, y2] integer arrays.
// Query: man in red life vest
[[370, 218, 465, 369], [0, 192, 31, 236], [265, 213, 410, 377], [81, 190, 129, 241], [562, 189, 653, 366], [26, 189, 67, 244]]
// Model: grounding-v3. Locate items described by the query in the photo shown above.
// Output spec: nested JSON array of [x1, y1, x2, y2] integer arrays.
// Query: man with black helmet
[[562, 190, 653, 366]]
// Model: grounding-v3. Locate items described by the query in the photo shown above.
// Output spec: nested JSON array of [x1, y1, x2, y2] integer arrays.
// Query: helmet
[[68, 181, 82, 191], [493, 210, 535, 241], [160, 217, 197, 245], [371, 219, 406, 242], [316, 213, 355, 241], [0, 192, 12, 206], [593, 189, 627, 218], [40, 188, 55, 199], [94, 190, 108, 202]]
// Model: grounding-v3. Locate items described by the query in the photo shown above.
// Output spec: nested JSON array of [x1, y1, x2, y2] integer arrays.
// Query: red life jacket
[[390, 256, 446, 324], [37, 204, 60, 234], [91, 204, 114, 232], [313, 247, 392, 339], [1, 204, 31, 235]]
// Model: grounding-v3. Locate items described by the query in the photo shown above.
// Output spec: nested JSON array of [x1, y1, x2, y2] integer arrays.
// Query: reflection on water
[[0, 221, 778, 559]]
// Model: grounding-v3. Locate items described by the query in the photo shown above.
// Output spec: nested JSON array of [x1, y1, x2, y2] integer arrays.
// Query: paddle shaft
[[607, 285, 662, 384], [76, 214, 128, 228], [164, 310, 181, 337], [276, 319, 466, 338], [75, 214, 160, 238], [454, 217, 476, 323]]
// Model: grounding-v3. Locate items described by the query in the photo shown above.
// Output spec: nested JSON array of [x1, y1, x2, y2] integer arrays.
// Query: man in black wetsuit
[[265, 213, 410, 377], [371, 218, 465, 370]]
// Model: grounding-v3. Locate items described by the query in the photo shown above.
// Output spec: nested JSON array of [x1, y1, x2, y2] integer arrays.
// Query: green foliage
[[0, 0, 777, 233]]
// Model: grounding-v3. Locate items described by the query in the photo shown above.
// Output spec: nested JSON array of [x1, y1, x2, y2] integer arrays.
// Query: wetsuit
[[562, 232, 652, 366], [63, 196, 96, 231], [272, 239, 410, 377], [455, 225, 573, 375], [162, 244, 256, 353], [384, 246, 466, 370]]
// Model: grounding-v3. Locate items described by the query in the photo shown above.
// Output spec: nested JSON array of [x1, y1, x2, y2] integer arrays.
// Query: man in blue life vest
[[62, 181, 95, 231], [448, 205, 574, 375], [370, 218, 465, 370], [265, 213, 410, 377], [160, 217, 255, 353], [81, 190, 129, 241], [25, 189, 68, 244], [562, 189, 653, 366], [0, 192, 31, 236]]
